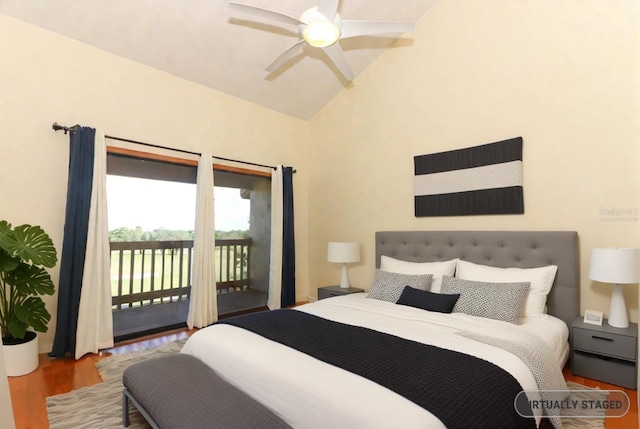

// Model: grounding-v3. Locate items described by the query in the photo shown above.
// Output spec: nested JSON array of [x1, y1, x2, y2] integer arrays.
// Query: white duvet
[[181, 294, 569, 429]]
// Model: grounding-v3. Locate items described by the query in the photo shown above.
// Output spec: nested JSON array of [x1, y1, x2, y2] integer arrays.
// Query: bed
[[182, 230, 579, 429]]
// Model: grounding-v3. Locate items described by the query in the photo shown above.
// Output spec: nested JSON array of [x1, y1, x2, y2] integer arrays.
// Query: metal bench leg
[[123, 389, 131, 427], [122, 387, 161, 429]]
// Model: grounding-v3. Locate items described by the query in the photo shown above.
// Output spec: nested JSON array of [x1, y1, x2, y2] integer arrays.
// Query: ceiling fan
[[228, 0, 415, 81]]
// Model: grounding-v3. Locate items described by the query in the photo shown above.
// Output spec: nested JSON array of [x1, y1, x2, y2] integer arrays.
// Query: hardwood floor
[[7, 329, 639, 429], [563, 366, 638, 429], [8, 329, 192, 429]]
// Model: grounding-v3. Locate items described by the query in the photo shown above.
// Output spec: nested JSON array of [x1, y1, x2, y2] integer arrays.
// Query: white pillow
[[380, 256, 458, 293], [455, 260, 558, 318]]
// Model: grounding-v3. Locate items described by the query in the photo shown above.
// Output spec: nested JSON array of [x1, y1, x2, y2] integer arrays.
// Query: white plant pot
[[2, 332, 39, 377]]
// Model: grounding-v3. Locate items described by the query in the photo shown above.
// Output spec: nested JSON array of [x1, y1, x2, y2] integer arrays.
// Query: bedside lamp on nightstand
[[589, 248, 639, 328], [328, 242, 360, 289]]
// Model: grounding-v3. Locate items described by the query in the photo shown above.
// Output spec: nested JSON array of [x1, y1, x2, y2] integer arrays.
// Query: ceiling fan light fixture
[[299, 6, 341, 48], [228, 1, 415, 81], [303, 21, 340, 47]]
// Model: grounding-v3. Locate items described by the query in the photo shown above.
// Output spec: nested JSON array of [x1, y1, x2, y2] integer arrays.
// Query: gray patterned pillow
[[367, 269, 433, 303], [440, 276, 530, 324]]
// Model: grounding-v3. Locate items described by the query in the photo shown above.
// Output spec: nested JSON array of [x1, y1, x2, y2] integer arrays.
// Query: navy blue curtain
[[280, 167, 296, 308], [49, 127, 95, 358]]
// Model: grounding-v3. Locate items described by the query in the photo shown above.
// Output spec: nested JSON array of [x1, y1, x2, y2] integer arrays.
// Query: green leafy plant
[[0, 221, 57, 342]]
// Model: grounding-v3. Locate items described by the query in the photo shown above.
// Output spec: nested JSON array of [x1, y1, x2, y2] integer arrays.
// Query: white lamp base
[[339, 263, 350, 289], [608, 283, 629, 328]]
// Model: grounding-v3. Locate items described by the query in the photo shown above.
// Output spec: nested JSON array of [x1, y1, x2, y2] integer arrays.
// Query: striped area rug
[[561, 381, 606, 429], [46, 339, 187, 429]]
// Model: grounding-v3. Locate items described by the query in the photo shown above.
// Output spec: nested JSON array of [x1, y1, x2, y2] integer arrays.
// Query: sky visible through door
[[106, 176, 249, 232]]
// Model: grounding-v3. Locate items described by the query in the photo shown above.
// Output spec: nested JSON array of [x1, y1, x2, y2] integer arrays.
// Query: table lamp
[[588, 248, 639, 328], [327, 242, 360, 289]]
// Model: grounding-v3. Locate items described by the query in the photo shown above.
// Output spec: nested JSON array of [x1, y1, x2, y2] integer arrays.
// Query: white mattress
[[182, 294, 569, 429]]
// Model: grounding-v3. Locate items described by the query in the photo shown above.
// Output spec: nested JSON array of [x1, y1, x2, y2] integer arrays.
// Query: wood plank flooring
[[8, 329, 639, 429], [562, 365, 638, 429], [8, 329, 192, 429]]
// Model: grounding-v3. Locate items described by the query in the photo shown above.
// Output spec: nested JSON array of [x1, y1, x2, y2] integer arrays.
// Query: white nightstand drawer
[[573, 327, 636, 361]]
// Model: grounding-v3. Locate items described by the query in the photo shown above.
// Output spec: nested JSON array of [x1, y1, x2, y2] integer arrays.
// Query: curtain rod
[[52, 122, 284, 171]]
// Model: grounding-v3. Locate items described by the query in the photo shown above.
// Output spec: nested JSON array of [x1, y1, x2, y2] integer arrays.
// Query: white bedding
[[520, 313, 570, 368], [182, 294, 569, 429]]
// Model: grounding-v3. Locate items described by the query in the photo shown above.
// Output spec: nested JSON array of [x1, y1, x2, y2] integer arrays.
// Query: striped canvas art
[[414, 137, 524, 216]]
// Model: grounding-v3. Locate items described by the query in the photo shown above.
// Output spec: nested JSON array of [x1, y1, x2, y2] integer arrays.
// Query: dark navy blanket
[[219, 309, 535, 429]]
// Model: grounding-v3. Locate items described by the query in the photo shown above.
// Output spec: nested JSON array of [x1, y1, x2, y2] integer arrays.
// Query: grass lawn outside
[[110, 246, 248, 307]]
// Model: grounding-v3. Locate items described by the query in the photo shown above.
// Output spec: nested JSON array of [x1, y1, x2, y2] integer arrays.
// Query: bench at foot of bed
[[122, 353, 291, 429]]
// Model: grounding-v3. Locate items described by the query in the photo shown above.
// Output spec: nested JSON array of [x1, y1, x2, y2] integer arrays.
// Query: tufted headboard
[[375, 231, 579, 332]]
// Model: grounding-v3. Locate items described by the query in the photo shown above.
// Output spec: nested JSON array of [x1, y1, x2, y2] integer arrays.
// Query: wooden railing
[[215, 239, 251, 293], [110, 238, 251, 310]]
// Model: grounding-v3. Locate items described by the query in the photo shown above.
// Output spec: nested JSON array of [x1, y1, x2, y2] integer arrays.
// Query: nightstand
[[571, 317, 637, 389], [317, 285, 364, 300]]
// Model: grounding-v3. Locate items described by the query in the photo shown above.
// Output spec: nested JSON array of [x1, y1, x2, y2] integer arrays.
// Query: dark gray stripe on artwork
[[414, 187, 524, 216], [414, 137, 523, 175]]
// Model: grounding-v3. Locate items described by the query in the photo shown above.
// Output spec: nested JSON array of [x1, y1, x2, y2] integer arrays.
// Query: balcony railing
[[110, 238, 251, 310]]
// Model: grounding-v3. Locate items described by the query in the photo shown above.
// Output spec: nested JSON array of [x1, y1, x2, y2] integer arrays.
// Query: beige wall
[[1, 0, 638, 357], [308, 0, 639, 322], [0, 14, 310, 353]]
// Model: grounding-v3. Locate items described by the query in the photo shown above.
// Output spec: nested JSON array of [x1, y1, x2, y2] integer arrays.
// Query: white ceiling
[[0, 0, 439, 120]]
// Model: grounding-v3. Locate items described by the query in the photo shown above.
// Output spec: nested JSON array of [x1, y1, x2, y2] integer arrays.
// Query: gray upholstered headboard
[[375, 231, 579, 332]]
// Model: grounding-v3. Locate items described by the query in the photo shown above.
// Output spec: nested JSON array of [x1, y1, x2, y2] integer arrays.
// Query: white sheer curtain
[[267, 165, 283, 310], [75, 129, 114, 359], [188, 151, 218, 328]]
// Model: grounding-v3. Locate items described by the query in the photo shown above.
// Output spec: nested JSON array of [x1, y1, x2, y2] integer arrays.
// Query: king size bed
[[181, 230, 579, 429]]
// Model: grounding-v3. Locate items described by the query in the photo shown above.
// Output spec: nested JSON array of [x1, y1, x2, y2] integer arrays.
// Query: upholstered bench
[[122, 353, 291, 429]]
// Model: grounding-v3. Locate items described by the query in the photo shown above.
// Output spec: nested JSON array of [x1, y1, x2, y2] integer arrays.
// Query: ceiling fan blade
[[266, 40, 307, 73], [322, 43, 355, 81], [317, 0, 340, 22], [340, 20, 415, 39], [228, 2, 303, 27]]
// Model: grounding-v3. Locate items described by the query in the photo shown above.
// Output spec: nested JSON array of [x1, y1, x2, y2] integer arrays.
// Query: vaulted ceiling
[[0, 0, 439, 120]]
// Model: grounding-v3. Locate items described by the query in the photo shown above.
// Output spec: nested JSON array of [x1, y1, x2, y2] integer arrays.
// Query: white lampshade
[[589, 248, 640, 284], [327, 242, 360, 264], [328, 242, 360, 289], [589, 248, 639, 328]]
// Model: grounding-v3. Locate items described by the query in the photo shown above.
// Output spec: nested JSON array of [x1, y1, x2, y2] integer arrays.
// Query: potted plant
[[0, 221, 57, 376]]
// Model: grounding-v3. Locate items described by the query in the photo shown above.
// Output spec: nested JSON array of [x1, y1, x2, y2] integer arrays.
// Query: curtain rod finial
[[52, 122, 78, 135]]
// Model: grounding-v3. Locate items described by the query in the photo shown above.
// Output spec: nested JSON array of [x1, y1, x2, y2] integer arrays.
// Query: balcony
[[110, 238, 267, 340]]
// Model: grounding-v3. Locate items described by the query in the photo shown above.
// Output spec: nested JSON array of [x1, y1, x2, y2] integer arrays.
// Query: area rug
[[46, 344, 608, 429], [559, 381, 607, 429], [46, 339, 187, 429]]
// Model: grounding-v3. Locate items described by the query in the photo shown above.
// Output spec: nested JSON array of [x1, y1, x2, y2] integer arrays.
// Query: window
[[106, 151, 271, 341]]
